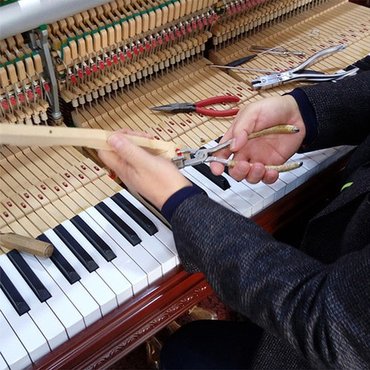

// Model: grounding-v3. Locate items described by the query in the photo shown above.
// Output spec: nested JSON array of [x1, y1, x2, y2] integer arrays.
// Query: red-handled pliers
[[149, 95, 240, 117]]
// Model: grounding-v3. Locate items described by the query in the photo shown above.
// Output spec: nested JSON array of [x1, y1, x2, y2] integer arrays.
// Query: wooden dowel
[[0, 233, 54, 258], [0, 124, 180, 159], [249, 125, 300, 139]]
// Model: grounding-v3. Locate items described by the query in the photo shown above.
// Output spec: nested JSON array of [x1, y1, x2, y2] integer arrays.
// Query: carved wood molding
[[88, 283, 211, 369]]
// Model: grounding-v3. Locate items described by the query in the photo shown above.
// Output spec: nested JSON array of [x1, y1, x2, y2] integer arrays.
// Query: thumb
[[231, 127, 249, 152], [108, 132, 152, 167]]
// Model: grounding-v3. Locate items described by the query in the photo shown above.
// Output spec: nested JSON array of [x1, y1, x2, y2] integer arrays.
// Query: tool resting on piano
[[0, 0, 369, 368]]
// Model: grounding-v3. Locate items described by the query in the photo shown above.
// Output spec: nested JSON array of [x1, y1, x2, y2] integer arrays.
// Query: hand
[[98, 132, 191, 210], [210, 95, 306, 184]]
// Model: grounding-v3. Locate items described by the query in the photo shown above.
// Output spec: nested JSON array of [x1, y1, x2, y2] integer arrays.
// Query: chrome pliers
[[173, 139, 234, 169], [252, 44, 359, 90], [171, 125, 304, 171]]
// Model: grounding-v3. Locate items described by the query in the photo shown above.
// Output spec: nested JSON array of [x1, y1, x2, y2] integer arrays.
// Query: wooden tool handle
[[0, 124, 179, 159], [0, 233, 54, 258]]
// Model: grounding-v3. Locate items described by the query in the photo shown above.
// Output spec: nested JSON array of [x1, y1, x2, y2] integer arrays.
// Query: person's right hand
[[210, 95, 307, 184]]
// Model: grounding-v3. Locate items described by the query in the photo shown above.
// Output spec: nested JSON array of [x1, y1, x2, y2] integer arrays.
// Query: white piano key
[[0, 311, 31, 370], [266, 178, 287, 202], [305, 151, 328, 171], [246, 181, 276, 208], [319, 147, 337, 158], [44, 229, 117, 316], [277, 169, 298, 194], [61, 220, 133, 305], [79, 210, 148, 294], [0, 353, 9, 370], [85, 207, 162, 284], [299, 155, 318, 172], [184, 166, 252, 214], [118, 190, 178, 258], [34, 239, 101, 327], [181, 167, 236, 210], [180, 168, 231, 209], [0, 255, 67, 351], [0, 286, 49, 364], [286, 162, 308, 187], [223, 168, 284, 213], [210, 172, 254, 216], [335, 146, 354, 158], [104, 198, 177, 274], [21, 253, 85, 338], [204, 141, 268, 213]]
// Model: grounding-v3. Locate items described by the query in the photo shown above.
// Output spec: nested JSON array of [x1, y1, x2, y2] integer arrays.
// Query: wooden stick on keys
[[0, 233, 54, 258], [0, 124, 180, 160]]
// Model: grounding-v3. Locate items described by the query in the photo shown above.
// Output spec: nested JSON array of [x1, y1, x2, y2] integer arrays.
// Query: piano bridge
[[0, 0, 369, 368]]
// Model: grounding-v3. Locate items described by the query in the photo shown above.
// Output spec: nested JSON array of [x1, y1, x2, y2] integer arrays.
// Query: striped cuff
[[287, 88, 318, 149], [161, 185, 207, 223]]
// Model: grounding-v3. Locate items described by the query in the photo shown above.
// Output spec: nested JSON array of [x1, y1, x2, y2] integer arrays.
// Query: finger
[[245, 162, 266, 184], [230, 124, 249, 152], [114, 128, 152, 138], [98, 149, 123, 174], [108, 132, 152, 168], [228, 160, 251, 182], [210, 161, 225, 176], [262, 169, 279, 184]]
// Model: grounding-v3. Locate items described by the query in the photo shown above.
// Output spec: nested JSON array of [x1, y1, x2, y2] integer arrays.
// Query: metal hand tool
[[173, 139, 235, 169], [249, 45, 305, 57], [150, 95, 240, 117], [172, 125, 302, 171], [252, 44, 359, 90], [225, 54, 257, 67]]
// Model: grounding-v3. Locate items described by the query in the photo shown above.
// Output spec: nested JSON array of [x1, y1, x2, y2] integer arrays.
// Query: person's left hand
[[98, 132, 191, 210]]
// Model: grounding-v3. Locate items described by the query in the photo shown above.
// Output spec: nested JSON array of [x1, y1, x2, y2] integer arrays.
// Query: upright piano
[[0, 0, 369, 368]]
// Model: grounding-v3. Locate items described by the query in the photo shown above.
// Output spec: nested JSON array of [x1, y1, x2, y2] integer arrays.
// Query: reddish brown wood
[[252, 154, 349, 233], [32, 268, 211, 370], [350, 0, 370, 6], [32, 155, 349, 370]]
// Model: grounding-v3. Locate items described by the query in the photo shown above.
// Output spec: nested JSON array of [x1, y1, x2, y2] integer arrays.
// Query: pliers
[[252, 44, 359, 90], [150, 95, 240, 117], [172, 124, 303, 170], [172, 139, 234, 169]]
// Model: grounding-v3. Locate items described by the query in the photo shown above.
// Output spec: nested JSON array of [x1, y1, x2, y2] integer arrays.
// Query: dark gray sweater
[[170, 72, 370, 369]]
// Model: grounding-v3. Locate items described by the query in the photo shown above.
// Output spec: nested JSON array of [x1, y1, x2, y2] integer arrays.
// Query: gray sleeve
[[172, 193, 370, 369], [301, 71, 370, 151]]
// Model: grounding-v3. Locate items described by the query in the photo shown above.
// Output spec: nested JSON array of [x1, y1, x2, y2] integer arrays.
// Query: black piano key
[[54, 225, 99, 273], [37, 235, 81, 284], [345, 56, 370, 73], [193, 163, 231, 190], [0, 266, 30, 315], [355, 58, 370, 72], [111, 193, 158, 236], [70, 216, 116, 261], [95, 202, 141, 246], [344, 64, 358, 72], [7, 250, 52, 302]]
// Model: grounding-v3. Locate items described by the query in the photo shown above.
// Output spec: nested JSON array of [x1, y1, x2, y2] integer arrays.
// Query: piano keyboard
[[0, 140, 352, 369], [0, 187, 178, 369], [181, 142, 352, 217]]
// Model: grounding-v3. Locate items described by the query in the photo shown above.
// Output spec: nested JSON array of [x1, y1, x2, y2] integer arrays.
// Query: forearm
[[293, 71, 370, 151], [171, 194, 370, 368]]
